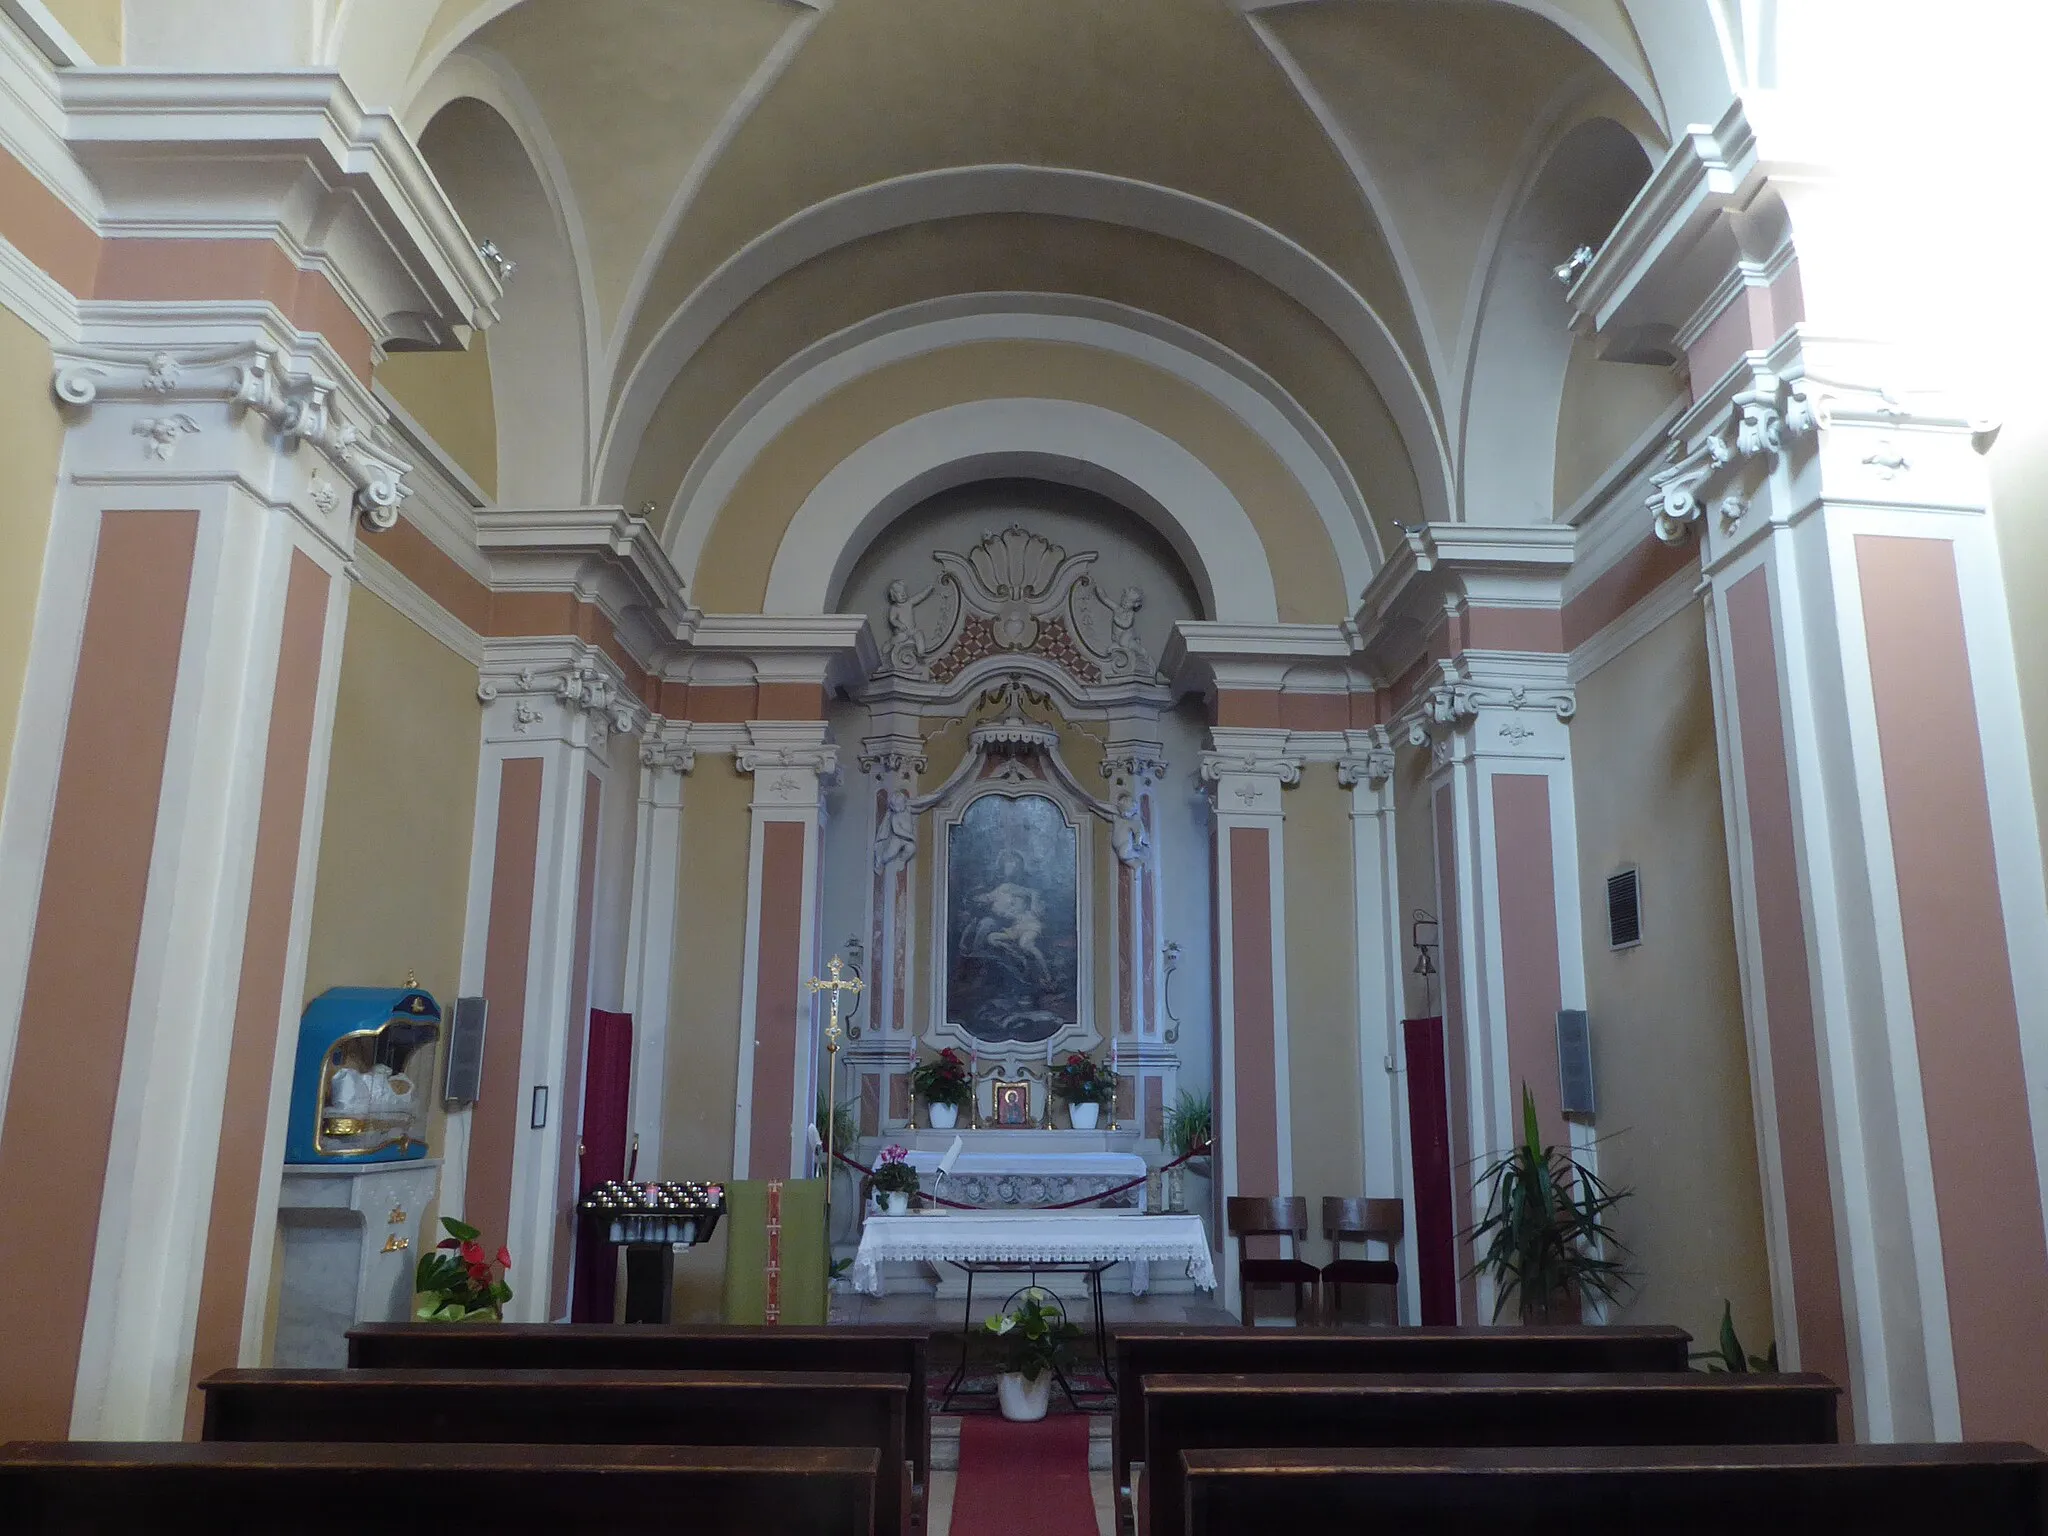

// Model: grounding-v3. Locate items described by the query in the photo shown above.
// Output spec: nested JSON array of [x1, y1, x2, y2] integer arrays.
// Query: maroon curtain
[[1402, 1016, 1458, 1325], [571, 1009, 633, 1323]]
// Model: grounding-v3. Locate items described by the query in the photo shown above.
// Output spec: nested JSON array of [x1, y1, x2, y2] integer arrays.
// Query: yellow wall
[[0, 308, 64, 827], [42, 0, 121, 61], [1284, 764, 1364, 1267], [688, 339, 1349, 622], [376, 331, 499, 500], [1991, 411, 2048, 905], [1569, 601, 1773, 1349], [1553, 331, 1683, 512], [298, 582, 483, 1330], [664, 755, 752, 1320]]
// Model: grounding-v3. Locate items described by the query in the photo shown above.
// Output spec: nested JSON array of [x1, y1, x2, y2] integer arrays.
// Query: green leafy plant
[[1051, 1052, 1118, 1107], [981, 1288, 1081, 1383], [1162, 1089, 1212, 1162], [909, 1048, 973, 1108], [1468, 1085, 1630, 1323], [414, 1216, 512, 1322], [816, 1088, 859, 1159], [869, 1144, 921, 1200], [1691, 1300, 1779, 1373]]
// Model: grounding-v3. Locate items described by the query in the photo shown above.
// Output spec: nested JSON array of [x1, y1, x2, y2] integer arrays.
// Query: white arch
[[598, 165, 1454, 527], [669, 294, 1378, 599], [760, 398, 1279, 623]]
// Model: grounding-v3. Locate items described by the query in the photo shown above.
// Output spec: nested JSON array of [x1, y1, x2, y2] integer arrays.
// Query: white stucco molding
[[666, 294, 1380, 598], [759, 397, 1281, 625], [58, 70, 503, 349], [597, 164, 1453, 526]]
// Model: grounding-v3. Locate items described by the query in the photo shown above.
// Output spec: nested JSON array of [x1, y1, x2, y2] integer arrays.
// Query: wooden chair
[[1225, 1197, 1319, 1325], [1320, 1197, 1402, 1323]]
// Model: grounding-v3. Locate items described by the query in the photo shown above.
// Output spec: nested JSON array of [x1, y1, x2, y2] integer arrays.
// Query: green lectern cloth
[[721, 1178, 827, 1324]]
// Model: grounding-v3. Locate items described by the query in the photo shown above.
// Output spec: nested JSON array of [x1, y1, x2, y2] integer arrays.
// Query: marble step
[[929, 1412, 1111, 1470]]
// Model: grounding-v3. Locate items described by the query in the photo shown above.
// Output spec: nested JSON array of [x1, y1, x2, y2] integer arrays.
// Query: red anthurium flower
[[460, 1241, 485, 1264], [496, 1247, 513, 1269]]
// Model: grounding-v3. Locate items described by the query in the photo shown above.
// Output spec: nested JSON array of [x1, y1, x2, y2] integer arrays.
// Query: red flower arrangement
[[909, 1047, 973, 1108], [1051, 1052, 1118, 1107], [414, 1216, 514, 1321]]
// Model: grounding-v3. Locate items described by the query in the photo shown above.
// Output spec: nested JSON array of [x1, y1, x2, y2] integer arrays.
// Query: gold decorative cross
[[807, 956, 865, 1220]]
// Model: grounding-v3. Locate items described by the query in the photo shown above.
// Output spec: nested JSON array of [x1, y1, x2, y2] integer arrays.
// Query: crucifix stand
[[806, 956, 864, 1227]]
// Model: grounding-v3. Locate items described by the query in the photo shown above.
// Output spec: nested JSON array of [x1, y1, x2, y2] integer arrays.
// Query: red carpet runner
[[950, 1413, 1098, 1535]]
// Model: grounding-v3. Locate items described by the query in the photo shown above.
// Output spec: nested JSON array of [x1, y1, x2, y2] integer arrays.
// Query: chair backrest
[[1324, 1196, 1403, 1247], [1227, 1196, 1307, 1259]]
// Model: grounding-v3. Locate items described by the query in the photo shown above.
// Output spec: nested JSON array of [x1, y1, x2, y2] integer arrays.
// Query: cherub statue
[[1109, 788, 1149, 866], [883, 579, 934, 676], [1104, 586, 1150, 675], [873, 787, 918, 872]]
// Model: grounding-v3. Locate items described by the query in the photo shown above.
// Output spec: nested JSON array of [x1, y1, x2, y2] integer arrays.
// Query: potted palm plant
[[909, 1048, 972, 1129], [1161, 1089, 1211, 1213], [982, 1288, 1080, 1421], [1468, 1085, 1630, 1322]]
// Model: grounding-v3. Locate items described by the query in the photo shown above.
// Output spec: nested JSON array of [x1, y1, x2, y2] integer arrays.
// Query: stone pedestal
[[274, 1160, 440, 1367]]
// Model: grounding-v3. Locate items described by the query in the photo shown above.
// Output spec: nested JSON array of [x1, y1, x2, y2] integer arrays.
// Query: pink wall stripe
[[1725, 567, 1854, 1416], [747, 821, 806, 1179], [1492, 775, 1566, 1143], [548, 773, 604, 1318], [1227, 826, 1279, 1196], [468, 758, 544, 1255], [1856, 534, 2048, 1448], [0, 510, 196, 1437], [1432, 786, 1478, 1321]]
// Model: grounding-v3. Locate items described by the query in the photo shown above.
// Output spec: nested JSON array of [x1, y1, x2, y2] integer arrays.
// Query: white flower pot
[[884, 1192, 910, 1216], [997, 1369, 1052, 1422], [928, 1102, 959, 1130], [1068, 1102, 1100, 1130]]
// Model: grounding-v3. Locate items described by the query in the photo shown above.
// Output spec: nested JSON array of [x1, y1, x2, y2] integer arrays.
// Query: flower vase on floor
[[1068, 1101, 1100, 1131], [998, 1370, 1052, 1422], [928, 1101, 959, 1130]]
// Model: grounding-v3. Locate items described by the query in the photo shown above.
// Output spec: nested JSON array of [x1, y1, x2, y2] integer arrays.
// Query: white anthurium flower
[[989, 1315, 1016, 1334]]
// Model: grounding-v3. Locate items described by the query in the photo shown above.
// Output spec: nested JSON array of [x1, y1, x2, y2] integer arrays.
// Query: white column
[[851, 739, 921, 1135], [622, 722, 692, 1180], [1340, 728, 1416, 1323]]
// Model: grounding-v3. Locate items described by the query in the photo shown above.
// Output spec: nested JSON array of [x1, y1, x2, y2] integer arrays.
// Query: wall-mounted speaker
[[444, 995, 488, 1107], [1556, 1008, 1596, 1118]]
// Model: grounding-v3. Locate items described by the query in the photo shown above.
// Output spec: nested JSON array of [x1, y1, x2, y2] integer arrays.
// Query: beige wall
[[0, 308, 64, 826], [376, 331, 498, 500], [1570, 600, 1773, 1350], [1991, 411, 2048, 907], [1553, 332, 1683, 512], [43, 0, 121, 61], [663, 754, 752, 1320], [1284, 765, 1365, 1268]]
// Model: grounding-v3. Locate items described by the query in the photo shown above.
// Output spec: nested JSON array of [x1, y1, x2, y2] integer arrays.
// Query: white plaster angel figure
[[1109, 789, 1149, 867], [873, 787, 919, 872], [882, 579, 935, 677], [1103, 586, 1151, 676]]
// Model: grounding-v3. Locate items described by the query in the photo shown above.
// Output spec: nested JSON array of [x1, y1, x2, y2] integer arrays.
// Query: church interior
[[2, 0, 2047, 1528]]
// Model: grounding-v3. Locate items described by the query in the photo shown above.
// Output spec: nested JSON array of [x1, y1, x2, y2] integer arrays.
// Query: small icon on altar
[[992, 1076, 1032, 1127]]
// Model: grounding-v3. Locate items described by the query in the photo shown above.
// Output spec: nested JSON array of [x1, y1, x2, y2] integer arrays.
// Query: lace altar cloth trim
[[849, 1210, 1216, 1295]]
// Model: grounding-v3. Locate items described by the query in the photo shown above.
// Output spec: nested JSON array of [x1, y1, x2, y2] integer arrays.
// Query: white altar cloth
[[848, 1208, 1216, 1296]]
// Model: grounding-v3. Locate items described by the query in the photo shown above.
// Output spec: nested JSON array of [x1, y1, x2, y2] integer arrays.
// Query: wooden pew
[[346, 1321, 933, 1486], [200, 1368, 912, 1536], [1134, 1370, 1840, 1536], [0, 1441, 880, 1535], [1180, 1444, 2048, 1536], [1110, 1323, 1691, 1508]]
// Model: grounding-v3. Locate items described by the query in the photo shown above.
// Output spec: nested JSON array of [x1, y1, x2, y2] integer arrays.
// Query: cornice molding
[[1161, 619, 1359, 696], [478, 505, 693, 653], [351, 542, 484, 666], [476, 636, 644, 749]]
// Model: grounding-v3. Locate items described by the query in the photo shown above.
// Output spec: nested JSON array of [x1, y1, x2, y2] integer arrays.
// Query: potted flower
[[910, 1048, 972, 1129], [981, 1288, 1080, 1421], [414, 1217, 513, 1321], [1468, 1085, 1630, 1322], [1050, 1053, 1117, 1130], [869, 1144, 920, 1215]]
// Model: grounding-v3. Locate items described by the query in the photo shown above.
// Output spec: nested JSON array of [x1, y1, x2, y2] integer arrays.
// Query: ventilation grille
[[1606, 867, 1642, 949]]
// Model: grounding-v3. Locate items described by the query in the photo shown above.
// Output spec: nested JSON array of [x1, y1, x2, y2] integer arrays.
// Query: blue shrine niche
[[285, 987, 441, 1164]]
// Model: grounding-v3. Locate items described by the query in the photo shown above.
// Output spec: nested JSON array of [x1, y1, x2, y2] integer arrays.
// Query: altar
[[900, 1129, 1148, 1212]]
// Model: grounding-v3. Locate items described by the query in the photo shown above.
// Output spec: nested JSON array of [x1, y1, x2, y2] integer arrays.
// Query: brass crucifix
[[807, 956, 864, 1222]]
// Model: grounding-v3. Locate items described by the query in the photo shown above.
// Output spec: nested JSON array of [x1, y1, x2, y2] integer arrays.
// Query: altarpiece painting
[[944, 791, 1080, 1046]]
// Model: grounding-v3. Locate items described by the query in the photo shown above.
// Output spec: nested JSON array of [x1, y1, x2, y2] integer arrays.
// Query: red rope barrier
[[832, 1142, 1210, 1212]]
